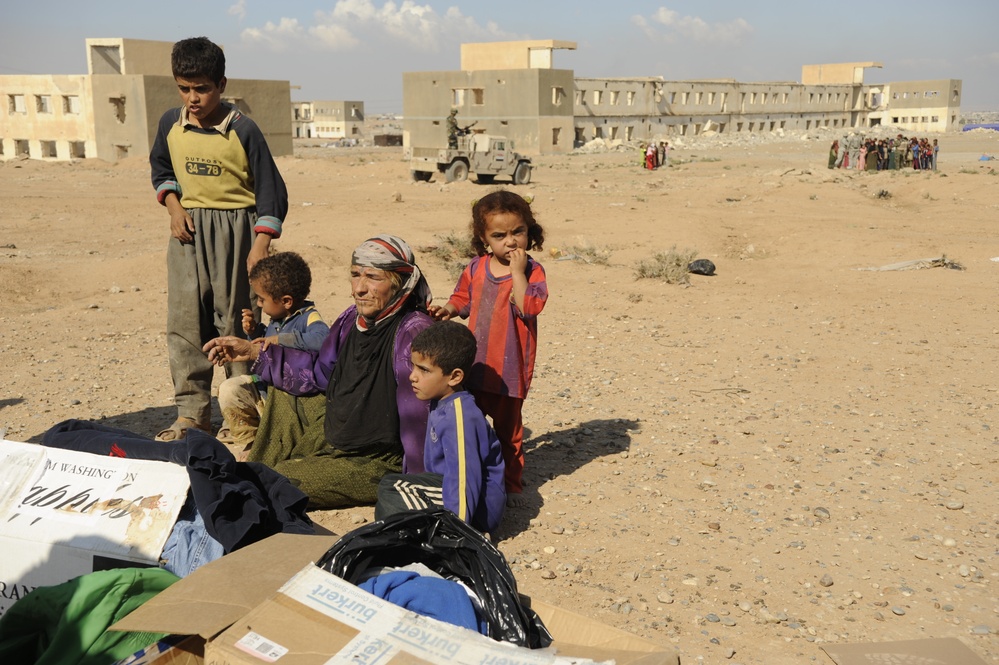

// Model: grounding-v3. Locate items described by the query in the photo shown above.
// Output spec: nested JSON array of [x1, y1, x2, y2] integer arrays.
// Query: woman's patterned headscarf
[[351, 235, 432, 331]]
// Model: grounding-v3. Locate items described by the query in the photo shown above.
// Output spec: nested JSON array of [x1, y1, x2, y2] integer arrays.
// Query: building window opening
[[931, 115, 939, 123], [114, 144, 129, 159], [695, 92, 702, 104], [472, 88, 484, 105], [750, 92, 756, 104], [681, 92, 688, 105], [592, 90, 602, 105], [609, 126, 618, 140], [9, 94, 26, 114], [736, 122, 743, 132], [708, 92, 715, 105], [109, 96, 126, 123], [669, 92, 676, 104], [952, 89, 959, 101], [627, 90, 635, 106], [351, 127, 359, 135], [36, 95, 52, 114], [870, 117, 881, 127], [500, 120, 508, 126], [575, 89, 584, 105], [15, 139, 30, 156], [594, 126, 604, 139], [609, 90, 619, 105], [40, 140, 57, 157], [552, 127, 561, 145], [452, 88, 465, 106], [625, 126, 633, 141], [552, 87, 565, 105]]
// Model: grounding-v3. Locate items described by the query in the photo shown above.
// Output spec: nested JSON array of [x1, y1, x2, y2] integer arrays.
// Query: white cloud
[[241, 0, 515, 53], [240, 18, 307, 52], [633, 6, 753, 44], [228, 0, 246, 21]]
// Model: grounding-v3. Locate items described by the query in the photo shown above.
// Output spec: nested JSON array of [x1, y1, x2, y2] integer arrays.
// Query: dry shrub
[[421, 231, 475, 279], [553, 240, 611, 265], [635, 245, 698, 284]]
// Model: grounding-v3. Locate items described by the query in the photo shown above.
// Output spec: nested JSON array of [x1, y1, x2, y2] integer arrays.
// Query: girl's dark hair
[[171, 37, 226, 84], [470, 190, 544, 256]]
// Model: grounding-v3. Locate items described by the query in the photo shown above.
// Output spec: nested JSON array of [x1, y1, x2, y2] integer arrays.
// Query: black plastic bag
[[688, 258, 716, 276], [316, 509, 553, 649]]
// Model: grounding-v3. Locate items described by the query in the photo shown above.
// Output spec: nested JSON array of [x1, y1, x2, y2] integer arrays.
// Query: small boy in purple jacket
[[376, 321, 506, 533]]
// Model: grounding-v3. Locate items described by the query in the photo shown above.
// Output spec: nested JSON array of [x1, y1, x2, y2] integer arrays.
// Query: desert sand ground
[[2, 129, 998, 665]]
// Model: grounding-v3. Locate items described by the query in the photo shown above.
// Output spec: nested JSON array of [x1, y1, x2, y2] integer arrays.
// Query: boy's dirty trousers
[[166, 208, 258, 427]]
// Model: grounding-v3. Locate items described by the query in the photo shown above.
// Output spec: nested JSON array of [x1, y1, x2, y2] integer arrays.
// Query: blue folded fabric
[[359, 571, 485, 635]]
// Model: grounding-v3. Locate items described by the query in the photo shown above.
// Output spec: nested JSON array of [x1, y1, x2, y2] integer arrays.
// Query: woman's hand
[[203, 336, 260, 366]]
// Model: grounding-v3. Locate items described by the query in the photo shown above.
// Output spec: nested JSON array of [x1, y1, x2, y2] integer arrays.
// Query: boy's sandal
[[154, 417, 210, 442]]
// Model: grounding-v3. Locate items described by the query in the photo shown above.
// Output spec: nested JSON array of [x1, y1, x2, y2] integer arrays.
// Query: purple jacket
[[253, 306, 432, 473]]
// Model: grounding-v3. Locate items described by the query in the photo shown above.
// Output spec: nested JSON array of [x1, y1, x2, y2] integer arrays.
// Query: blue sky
[[4, 1, 997, 113]]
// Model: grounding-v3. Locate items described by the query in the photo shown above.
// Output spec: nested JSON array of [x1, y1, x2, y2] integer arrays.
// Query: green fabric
[[0, 567, 179, 665], [249, 389, 403, 509]]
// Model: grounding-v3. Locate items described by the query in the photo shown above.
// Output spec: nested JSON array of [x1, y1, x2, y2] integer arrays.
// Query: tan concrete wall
[[403, 68, 575, 155], [460, 40, 576, 71], [0, 75, 93, 159], [802, 62, 881, 85], [869, 79, 962, 132], [574, 77, 868, 140], [225, 79, 293, 156], [88, 74, 159, 161], [310, 100, 365, 138]]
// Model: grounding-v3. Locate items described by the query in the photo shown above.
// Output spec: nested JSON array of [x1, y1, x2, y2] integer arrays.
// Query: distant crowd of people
[[641, 141, 671, 170], [828, 134, 939, 171]]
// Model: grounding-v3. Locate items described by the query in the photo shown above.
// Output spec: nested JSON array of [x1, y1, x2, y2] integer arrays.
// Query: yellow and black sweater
[[150, 105, 288, 237]]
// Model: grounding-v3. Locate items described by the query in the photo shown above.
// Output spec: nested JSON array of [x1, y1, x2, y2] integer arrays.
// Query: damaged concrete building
[[402, 41, 962, 155], [291, 100, 365, 140], [1, 38, 292, 162]]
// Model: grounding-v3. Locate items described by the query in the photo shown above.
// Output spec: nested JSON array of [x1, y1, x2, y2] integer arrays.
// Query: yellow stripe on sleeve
[[454, 398, 467, 521]]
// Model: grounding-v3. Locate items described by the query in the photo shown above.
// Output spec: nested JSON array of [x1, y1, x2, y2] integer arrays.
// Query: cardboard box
[[0, 438, 190, 615], [115, 532, 677, 665]]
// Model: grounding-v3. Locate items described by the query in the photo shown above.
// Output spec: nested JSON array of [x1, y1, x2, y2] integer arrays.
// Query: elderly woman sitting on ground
[[204, 235, 433, 509]]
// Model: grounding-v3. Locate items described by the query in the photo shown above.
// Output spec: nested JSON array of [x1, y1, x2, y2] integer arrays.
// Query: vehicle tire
[[445, 161, 469, 183], [476, 173, 496, 184], [411, 170, 432, 182], [512, 162, 532, 185]]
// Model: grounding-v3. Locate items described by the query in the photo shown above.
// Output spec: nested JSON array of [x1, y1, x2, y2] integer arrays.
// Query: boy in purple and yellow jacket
[[375, 322, 506, 534]]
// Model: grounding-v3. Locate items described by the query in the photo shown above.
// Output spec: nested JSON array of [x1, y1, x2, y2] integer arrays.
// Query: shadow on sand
[[496, 418, 640, 539], [18, 405, 182, 444]]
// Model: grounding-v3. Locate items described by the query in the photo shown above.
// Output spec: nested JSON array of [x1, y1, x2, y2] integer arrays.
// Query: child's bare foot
[[506, 492, 529, 508]]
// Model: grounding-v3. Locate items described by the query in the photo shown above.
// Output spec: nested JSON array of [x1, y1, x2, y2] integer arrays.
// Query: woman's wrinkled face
[[350, 266, 398, 318]]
